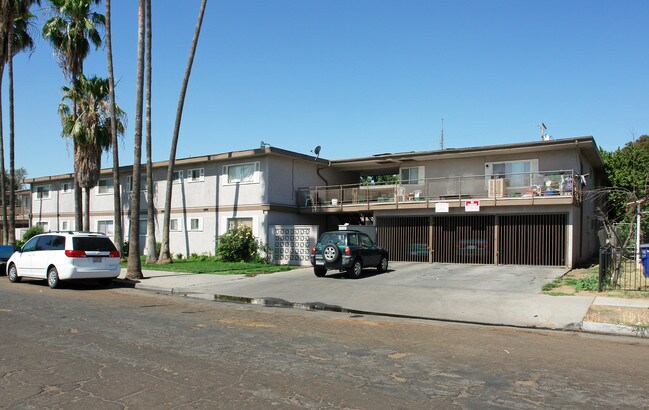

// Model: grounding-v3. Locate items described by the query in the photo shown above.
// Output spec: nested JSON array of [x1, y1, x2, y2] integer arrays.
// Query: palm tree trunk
[[0, 69, 7, 244], [84, 187, 90, 231], [8, 52, 16, 244], [106, 0, 123, 258], [126, 0, 146, 280], [144, 0, 157, 264], [159, 0, 208, 263]]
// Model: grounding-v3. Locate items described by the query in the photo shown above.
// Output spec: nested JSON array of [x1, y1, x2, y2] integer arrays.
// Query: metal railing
[[599, 246, 649, 291], [298, 170, 580, 209]]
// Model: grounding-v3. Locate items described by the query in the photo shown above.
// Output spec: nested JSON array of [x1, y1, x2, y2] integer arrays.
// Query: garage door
[[499, 214, 566, 266], [376, 213, 567, 266]]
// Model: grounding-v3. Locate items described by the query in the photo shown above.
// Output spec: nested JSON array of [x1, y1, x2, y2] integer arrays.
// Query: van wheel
[[47, 267, 60, 289], [314, 268, 327, 277], [347, 259, 363, 279], [8, 264, 20, 283]]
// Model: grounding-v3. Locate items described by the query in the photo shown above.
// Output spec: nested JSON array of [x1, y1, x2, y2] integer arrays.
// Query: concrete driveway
[[128, 262, 595, 329]]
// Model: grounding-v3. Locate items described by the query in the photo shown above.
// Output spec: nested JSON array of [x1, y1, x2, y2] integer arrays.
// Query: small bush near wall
[[22, 226, 44, 243], [216, 225, 258, 262]]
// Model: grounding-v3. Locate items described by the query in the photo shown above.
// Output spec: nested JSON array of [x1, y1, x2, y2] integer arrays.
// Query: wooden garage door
[[431, 215, 495, 264], [376, 216, 429, 262]]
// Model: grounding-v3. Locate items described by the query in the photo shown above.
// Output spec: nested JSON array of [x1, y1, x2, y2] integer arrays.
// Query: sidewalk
[[117, 267, 649, 338]]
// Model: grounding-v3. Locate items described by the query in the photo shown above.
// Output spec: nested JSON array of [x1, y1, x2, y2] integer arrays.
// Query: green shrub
[[216, 225, 258, 262], [175, 253, 183, 260], [566, 276, 599, 292], [22, 226, 44, 242]]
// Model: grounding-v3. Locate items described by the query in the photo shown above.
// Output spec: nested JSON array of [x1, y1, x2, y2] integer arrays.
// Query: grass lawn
[[121, 257, 299, 276], [542, 265, 649, 298]]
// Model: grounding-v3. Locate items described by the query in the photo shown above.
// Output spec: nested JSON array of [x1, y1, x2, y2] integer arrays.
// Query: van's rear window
[[72, 237, 117, 252]]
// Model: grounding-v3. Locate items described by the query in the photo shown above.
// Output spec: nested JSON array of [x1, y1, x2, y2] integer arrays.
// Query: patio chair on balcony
[[394, 187, 406, 202], [413, 190, 423, 200]]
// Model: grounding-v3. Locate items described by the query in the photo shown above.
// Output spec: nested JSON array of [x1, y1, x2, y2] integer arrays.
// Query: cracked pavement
[[1, 279, 649, 409]]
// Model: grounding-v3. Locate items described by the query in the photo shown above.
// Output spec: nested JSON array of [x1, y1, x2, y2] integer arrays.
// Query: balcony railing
[[297, 170, 581, 210]]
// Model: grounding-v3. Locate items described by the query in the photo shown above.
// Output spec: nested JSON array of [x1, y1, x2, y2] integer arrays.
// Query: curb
[[581, 321, 649, 338], [117, 280, 648, 338]]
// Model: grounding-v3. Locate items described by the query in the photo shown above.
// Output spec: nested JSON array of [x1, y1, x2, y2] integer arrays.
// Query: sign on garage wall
[[270, 225, 319, 266]]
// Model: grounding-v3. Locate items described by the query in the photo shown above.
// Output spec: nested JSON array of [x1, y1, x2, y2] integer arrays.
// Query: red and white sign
[[465, 200, 480, 212]]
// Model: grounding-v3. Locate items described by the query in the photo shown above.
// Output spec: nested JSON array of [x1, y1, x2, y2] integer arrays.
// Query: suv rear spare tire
[[323, 244, 340, 263]]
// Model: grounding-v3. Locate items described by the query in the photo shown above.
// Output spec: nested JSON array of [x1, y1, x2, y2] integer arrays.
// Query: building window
[[36, 185, 51, 199], [173, 170, 183, 183], [35, 221, 49, 231], [98, 179, 114, 194], [486, 159, 538, 188], [170, 218, 180, 231], [400, 166, 424, 185], [61, 182, 72, 193], [97, 220, 114, 235], [228, 217, 253, 231], [188, 168, 204, 182], [225, 162, 259, 184], [189, 217, 203, 231], [61, 220, 70, 231], [127, 175, 147, 192]]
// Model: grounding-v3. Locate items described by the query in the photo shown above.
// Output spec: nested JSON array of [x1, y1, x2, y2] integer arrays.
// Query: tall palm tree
[[105, 0, 123, 258], [43, 0, 105, 231], [159, 0, 208, 263], [7, 1, 39, 246], [126, 0, 145, 279], [144, 0, 157, 263], [58, 74, 126, 231], [0, 0, 39, 244]]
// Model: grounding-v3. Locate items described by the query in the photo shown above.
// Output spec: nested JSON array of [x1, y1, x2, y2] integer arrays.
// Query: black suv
[[310, 230, 389, 278]]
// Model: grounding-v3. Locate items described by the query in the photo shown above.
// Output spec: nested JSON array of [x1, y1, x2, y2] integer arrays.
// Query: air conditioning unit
[[488, 178, 508, 197]]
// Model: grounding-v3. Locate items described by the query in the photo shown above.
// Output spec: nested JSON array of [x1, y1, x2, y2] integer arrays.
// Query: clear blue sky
[[6, 0, 649, 179]]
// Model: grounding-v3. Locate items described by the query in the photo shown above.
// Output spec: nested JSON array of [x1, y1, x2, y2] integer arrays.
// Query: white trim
[[188, 217, 203, 232], [224, 162, 260, 185], [187, 168, 205, 183], [96, 219, 115, 235], [400, 166, 425, 185], [172, 170, 183, 183], [35, 221, 50, 231], [97, 178, 114, 195], [35, 185, 52, 200], [126, 175, 148, 192]]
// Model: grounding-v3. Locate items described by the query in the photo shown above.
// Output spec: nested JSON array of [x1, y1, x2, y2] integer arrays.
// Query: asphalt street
[[1, 279, 649, 409]]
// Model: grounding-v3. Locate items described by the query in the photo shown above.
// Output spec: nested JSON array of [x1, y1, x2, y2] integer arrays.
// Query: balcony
[[297, 170, 581, 213]]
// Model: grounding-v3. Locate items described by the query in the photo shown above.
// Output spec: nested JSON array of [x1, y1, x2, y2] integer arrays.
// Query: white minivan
[[7, 232, 121, 289]]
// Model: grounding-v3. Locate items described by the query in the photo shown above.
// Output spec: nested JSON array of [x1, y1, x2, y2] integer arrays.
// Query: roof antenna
[[440, 118, 444, 150], [539, 123, 549, 141], [311, 145, 321, 160], [260, 140, 271, 149]]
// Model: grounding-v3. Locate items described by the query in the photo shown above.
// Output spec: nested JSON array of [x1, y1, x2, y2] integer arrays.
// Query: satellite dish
[[312, 145, 321, 160]]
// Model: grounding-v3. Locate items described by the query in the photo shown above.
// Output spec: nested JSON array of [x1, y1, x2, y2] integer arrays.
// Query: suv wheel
[[314, 268, 327, 277], [377, 256, 388, 273], [347, 259, 363, 279], [323, 244, 340, 263], [8, 264, 20, 283], [47, 267, 60, 289]]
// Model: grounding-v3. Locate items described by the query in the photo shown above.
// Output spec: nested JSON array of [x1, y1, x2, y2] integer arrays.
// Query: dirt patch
[[584, 305, 649, 326]]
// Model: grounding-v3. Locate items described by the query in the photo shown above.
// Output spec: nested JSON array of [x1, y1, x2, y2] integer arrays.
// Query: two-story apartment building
[[26, 136, 604, 268]]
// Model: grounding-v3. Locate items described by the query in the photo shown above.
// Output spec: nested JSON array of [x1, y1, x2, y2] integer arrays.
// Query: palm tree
[[43, 0, 105, 231], [144, 0, 157, 263], [105, 0, 123, 258], [159, 0, 208, 263], [0, 0, 39, 244], [126, 0, 145, 280], [58, 75, 126, 231]]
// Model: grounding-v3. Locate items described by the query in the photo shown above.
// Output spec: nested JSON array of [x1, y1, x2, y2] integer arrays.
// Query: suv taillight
[[65, 250, 86, 257], [109, 250, 120, 258], [344, 247, 351, 255], [311, 246, 316, 254]]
